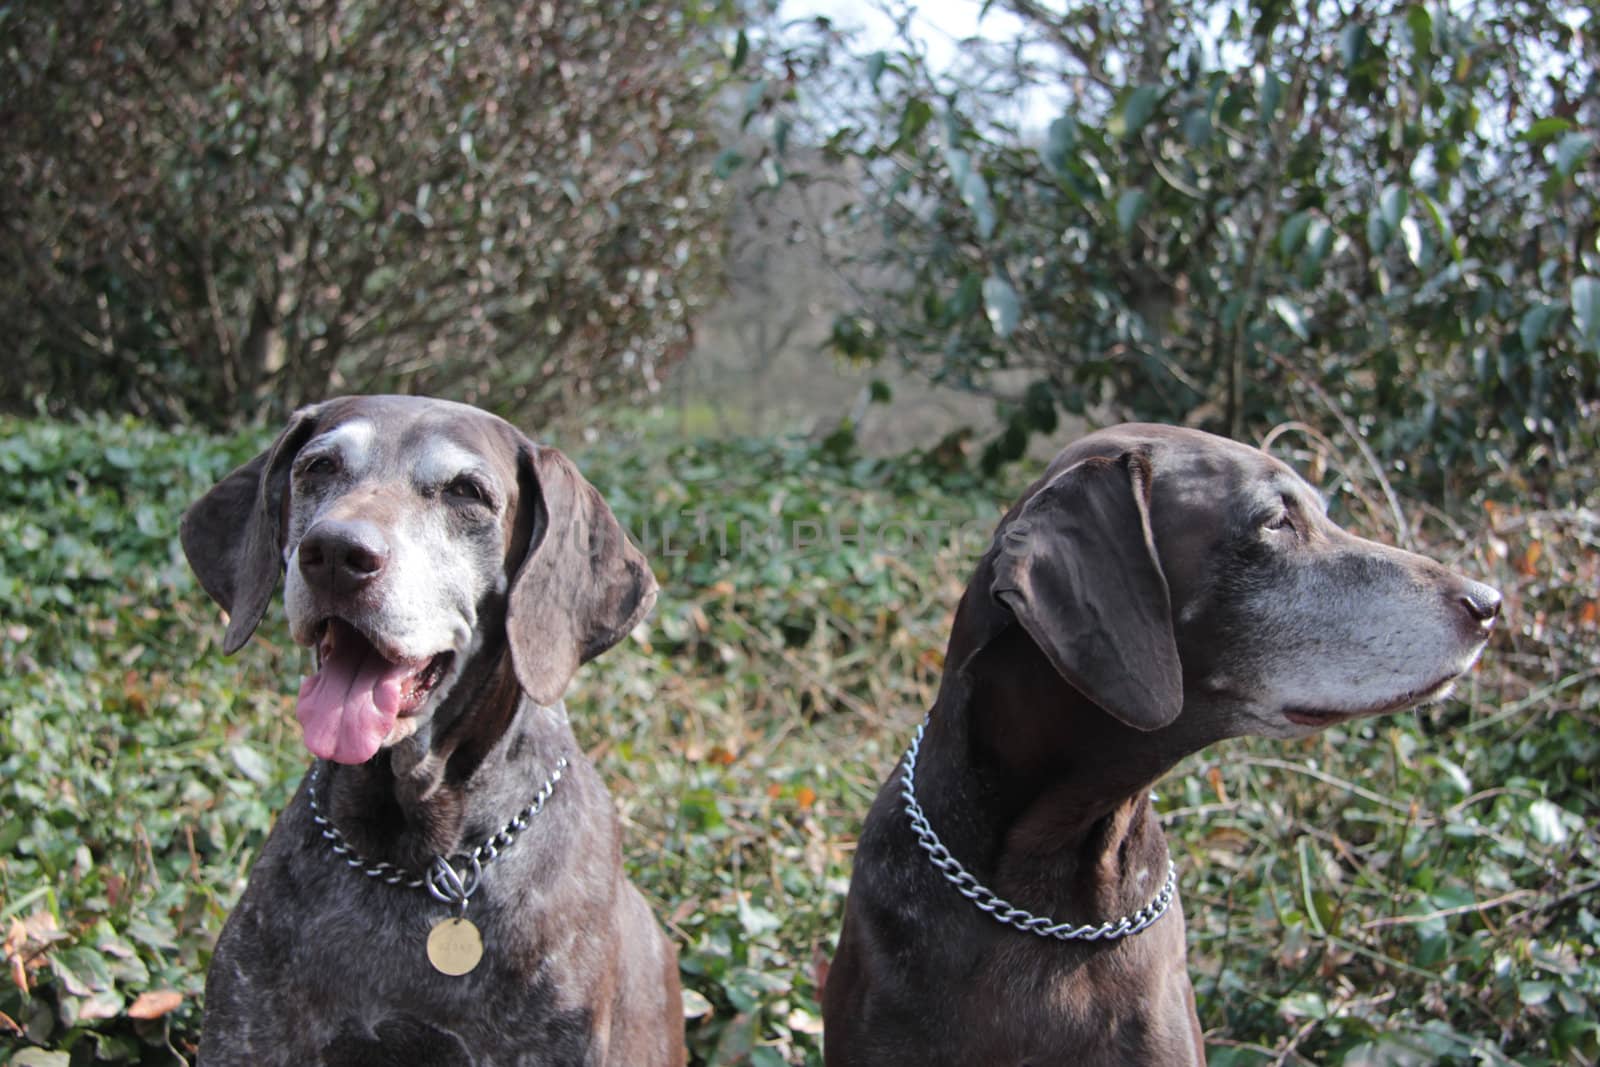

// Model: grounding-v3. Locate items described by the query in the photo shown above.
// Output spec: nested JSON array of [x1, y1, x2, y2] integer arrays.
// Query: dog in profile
[[182, 395, 683, 1066], [823, 423, 1500, 1066]]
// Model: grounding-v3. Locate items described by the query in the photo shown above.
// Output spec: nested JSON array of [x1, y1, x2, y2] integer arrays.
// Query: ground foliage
[[1, 414, 1597, 1065]]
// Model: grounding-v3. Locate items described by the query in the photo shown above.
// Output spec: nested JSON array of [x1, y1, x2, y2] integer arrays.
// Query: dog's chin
[[1280, 675, 1461, 732]]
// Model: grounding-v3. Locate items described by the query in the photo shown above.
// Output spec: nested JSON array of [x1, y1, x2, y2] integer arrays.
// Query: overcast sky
[[778, 0, 1065, 130]]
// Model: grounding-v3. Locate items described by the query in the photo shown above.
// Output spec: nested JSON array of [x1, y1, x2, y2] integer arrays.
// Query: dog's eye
[[299, 454, 340, 478], [445, 477, 490, 505], [1264, 509, 1296, 533]]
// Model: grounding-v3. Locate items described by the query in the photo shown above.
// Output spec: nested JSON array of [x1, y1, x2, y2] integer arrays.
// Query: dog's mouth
[[1283, 675, 1459, 728], [296, 618, 455, 765]]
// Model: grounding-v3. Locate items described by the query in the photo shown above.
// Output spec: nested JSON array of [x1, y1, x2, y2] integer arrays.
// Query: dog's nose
[[1459, 581, 1502, 627], [298, 519, 390, 595]]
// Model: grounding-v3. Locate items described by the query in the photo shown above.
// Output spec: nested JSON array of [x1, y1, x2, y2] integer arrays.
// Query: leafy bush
[[0, 0, 738, 428], [1, 414, 1595, 1065], [741, 0, 1599, 493]]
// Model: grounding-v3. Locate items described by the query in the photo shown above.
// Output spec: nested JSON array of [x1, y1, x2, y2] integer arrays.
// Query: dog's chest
[[216, 834, 595, 1063]]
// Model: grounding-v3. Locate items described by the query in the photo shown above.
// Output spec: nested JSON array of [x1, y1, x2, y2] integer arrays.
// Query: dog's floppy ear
[[990, 449, 1183, 731], [506, 443, 657, 706], [180, 406, 322, 654]]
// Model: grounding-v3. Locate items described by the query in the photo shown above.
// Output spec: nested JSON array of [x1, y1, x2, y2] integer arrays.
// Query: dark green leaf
[[1340, 23, 1368, 69], [1381, 185, 1409, 230], [866, 50, 888, 91], [1367, 212, 1390, 252], [1406, 5, 1433, 54], [1572, 275, 1600, 348], [1260, 70, 1283, 122], [1555, 132, 1593, 178], [961, 169, 997, 240], [1044, 115, 1077, 175], [1111, 85, 1160, 140], [1415, 190, 1461, 262], [982, 274, 1021, 337], [898, 97, 934, 145], [1268, 295, 1309, 340], [1279, 211, 1312, 257], [1116, 188, 1147, 234], [712, 149, 745, 179], [1521, 117, 1575, 144], [1520, 304, 1555, 353], [1399, 216, 1424, 266]]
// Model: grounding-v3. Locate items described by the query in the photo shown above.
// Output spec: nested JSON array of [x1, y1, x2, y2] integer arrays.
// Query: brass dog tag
[[426, 917, 484, 976]]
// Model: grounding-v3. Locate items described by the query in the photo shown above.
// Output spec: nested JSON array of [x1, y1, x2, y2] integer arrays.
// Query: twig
[[1262, 349, 1410, 545], [740, 622, 880, 721], [1506, 877, 1600, 928], [1460, 667, 1600, 735], [1260, 419, 1390, 533], [1240, 756, 1417, 814], [1361, 887, 1534, 930]]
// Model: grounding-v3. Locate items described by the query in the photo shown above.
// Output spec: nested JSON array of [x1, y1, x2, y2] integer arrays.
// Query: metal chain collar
[[305, 756, 568, 910], [900, 719, 1177, 942]]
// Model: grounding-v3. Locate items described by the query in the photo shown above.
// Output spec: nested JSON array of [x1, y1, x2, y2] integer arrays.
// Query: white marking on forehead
[[309, 420, 375, 470], [412, 439, 489, 484]]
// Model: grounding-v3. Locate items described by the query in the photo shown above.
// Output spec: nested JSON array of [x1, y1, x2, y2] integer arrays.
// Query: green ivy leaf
[[230, 743, 274, 786], [12, 1053, 72, 1067], [1524, 798, 1569, 846], [53, 945, 116, 996], [1518, 979, 1555, 1006]]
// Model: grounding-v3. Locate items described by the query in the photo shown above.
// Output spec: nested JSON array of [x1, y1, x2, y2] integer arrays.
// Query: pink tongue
[[296, 632, 413, 764]]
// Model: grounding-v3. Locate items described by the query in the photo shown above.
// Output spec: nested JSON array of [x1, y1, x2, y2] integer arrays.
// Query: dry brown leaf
[[127, 989, 184, 1020]]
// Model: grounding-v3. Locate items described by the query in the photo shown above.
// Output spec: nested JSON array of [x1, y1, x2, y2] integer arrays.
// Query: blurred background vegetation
[[1, 0, 1596, 1064]]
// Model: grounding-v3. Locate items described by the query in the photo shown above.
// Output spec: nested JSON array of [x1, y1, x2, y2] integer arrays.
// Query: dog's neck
[[916, 624, 1211, 919], [318, 648, 575, 872]]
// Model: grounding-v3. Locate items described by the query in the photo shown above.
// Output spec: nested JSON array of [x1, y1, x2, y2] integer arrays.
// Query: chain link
[[900, 720, 1177, 942], [306, 756, 568, 906]]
